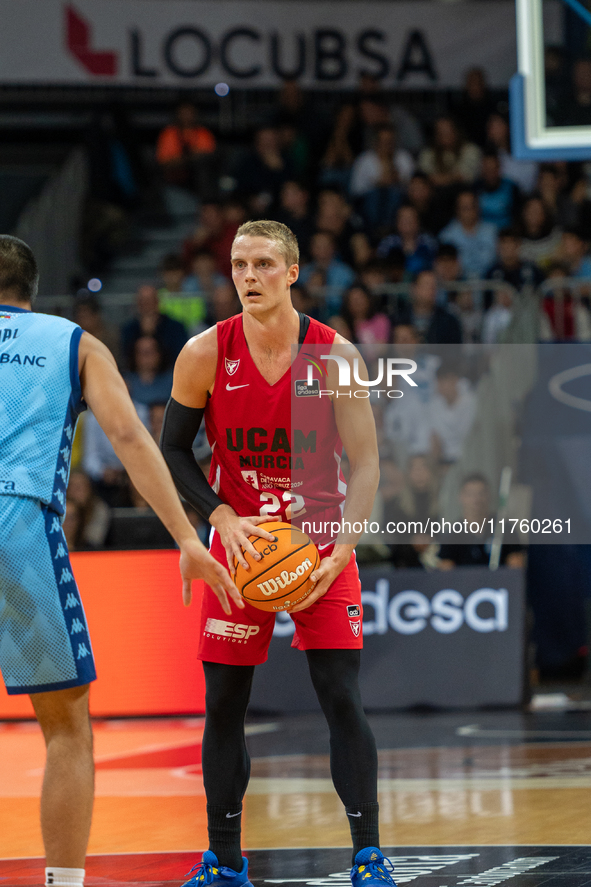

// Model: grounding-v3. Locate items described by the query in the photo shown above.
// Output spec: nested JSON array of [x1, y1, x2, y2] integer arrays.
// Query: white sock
[[45, 867, 85, 887]]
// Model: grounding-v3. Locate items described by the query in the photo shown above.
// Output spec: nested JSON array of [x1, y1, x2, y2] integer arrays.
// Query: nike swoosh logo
[[347, 811, 362, 817], [226, 811, 242, 818], [226, 383, 249, 391], [318, 541, 335, 550]]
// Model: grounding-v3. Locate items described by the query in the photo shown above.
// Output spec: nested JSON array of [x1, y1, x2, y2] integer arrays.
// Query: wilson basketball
[[233, 521, 319, 612]]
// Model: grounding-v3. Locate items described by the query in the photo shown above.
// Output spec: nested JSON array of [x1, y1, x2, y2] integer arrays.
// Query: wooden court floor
[[3, 709, 591, 885]]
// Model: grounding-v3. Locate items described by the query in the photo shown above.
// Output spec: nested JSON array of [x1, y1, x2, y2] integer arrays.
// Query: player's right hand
[[210, 505, 279, 573], [179, 537, 243, 614]]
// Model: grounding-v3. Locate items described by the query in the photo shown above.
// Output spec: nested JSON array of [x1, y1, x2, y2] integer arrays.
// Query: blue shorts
[[0, 496, 96, 695]]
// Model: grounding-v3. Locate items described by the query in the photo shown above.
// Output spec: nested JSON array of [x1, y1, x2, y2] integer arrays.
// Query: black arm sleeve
[[160, 397, 225, 520]]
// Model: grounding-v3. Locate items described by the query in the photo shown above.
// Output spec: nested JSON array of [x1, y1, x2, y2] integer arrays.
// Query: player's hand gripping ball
[[233, 521, 319, 611]]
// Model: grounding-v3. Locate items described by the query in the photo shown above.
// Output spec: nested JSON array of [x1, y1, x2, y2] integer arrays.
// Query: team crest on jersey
[[241, 469, 259, 489], [225, 357, 240, 376], [349, 620, 361, 637]]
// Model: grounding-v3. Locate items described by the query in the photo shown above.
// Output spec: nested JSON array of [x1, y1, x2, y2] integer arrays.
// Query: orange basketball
[[233, 521, 319, 612]]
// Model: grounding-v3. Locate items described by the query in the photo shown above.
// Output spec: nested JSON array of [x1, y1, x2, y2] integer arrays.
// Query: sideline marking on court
[[457, 725, 591, 739]]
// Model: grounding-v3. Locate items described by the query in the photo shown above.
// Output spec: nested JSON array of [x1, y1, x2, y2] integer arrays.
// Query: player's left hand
[[288, 554, 345, 613]]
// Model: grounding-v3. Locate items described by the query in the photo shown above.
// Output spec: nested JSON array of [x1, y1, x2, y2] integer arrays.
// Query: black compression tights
[[202, 661, 255, 807], [306, 649, 378, 807], [202, 651, 377, 808]]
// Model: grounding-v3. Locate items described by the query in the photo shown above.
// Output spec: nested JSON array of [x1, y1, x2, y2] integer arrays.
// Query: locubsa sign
[[0, 0, 562, 89]]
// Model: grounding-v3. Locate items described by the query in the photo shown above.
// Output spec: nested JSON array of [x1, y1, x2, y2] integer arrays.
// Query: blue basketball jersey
[[0, 305, 85, 515]]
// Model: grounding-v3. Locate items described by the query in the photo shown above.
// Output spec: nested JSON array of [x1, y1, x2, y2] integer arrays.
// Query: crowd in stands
[[66, 66, 591, 564]]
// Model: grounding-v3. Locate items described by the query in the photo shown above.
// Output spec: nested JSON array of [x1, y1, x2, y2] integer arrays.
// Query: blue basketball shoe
[[182, 851, 253, 887], [350, 848, 397, 887]]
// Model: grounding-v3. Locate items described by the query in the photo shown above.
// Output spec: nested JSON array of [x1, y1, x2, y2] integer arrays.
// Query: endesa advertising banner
[[0, 555, 525, 718], [0, 550, 208, 719], [250, 566, 526, 710], [0, 0, 561, 89]]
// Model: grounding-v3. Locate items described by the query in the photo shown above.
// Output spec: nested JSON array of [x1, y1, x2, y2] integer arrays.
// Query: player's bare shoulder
[[172, 325, 219, 407]]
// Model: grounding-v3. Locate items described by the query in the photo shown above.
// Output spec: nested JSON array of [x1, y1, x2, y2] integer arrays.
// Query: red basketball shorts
[[197, 532, 363, 665]]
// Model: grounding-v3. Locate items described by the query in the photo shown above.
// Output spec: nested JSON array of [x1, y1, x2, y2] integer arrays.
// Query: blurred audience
[[396, 270, 463, 344], [340, 284, 391, 345], [377, 204, 437, 276], [440, 189, 498, 279], [67, 469, 112, 549], [125, 336, 174, 407], [438, 474, 525, 568], [74, 294, 121, 365], [156, 101, 216, 193], [418, 116, 482, 189], [121, 284, 187, 371], [183, 202, 240, 275]]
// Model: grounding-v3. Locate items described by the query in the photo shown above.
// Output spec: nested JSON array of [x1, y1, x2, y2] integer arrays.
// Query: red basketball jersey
[[205, 313, 346, 545]]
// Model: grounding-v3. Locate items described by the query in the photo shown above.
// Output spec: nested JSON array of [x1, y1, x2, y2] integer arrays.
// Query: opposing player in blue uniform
[[0, 236, 242, 887]]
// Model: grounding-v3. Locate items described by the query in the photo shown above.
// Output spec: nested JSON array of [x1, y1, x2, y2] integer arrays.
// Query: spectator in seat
[[349, 123, 414, 233], [157, 253, 186, 298], [183, 201, 240, 275], [124, 335, 174, 408], [379, 458, 408, 527], [448, 288, 483, 344], [485, 113, 538, 194], [314, 188, 366, 267], [156, 101, 216, 191], [558, 227, 591, 279], [377, 204, 437, 277], [67, 469, 111, 549], [486, 227, 545, 293], [205, 281, 242, 325], [429, 365, 477, 464], [290, 284, 320, 321], [440, 189, 498, 279], [481, 285, 515, 344], [234, 126, 293, 214], [434, 243, 464, 306], [299, 231, 356, 316], [74, 294, 121, 366], [555, 58, 591, 127], [453, 67, 498, 148], [536, 164, 567, 223], [183, 249, 227, 294], [438, 474, 525, 568], [519, 196, 562, 269], [340, 284, 391, 345], [399, 455, 440, 525], [82, 410, 129, 507], [355, 73, 425, 154], [395, 269, 462, 344], [183, 250, 228, 304], [541, 261, 578, 340], [418, 116, 482, 189], [349, 232, 374, 274], [319, 103, 360, 192], [475, 150, 520, 230], [406, 172, 448, 235], [158, 253, 207, 334], [274, 180, 315, 257], [121, 284, 187, 372]]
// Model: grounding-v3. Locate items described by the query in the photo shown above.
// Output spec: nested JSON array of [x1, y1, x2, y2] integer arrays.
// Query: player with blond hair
[[162, 220, 397, 887]]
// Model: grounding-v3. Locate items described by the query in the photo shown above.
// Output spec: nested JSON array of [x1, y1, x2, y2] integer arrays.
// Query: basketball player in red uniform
[[161, 221, 397, 887]]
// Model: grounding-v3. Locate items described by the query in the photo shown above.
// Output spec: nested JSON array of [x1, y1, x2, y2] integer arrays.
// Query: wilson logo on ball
[[234, 521, 319, 612], [257, 557, 314, 596]]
